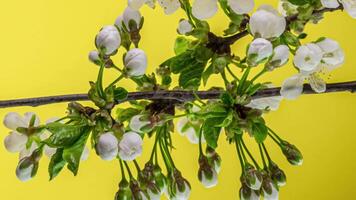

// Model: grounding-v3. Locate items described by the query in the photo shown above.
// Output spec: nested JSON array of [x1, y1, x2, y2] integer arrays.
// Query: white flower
[[192, 0, 218, 20], [115, 15, 124, 30], [19, 143, 38, 160], [95, 25, 121, 55], [293, 43, 323, 72], [88, 50, 100, 64], [147, 188, 161, 200], [118, 131, 143, 161], [200, 169, 218, 188], [158, 0, 180, 15], [124, 48, 148, 77], [316, 38, 345, 70], [228, 0, 254, 14], [129, 114, 150, 133], [128, 0, 146, 10], [246, 96, 283, 111], [97, 132, 119, 161], [3, 112, 39, 153], [269, 45, 290, 67], [342, 0, 356, 19], [16, 158, 35, 182], [240, 187, 260, 200], [177, 20, 193, 35], [176, 117, 205, 144], [249, 5, 286, 39], [170, 182, 191, 200], [280, 74, 305, 100], [321, 0, 340, 8], [263, 183, 279, 200], [123, 7, 142, 31], [321, 0, 356, 18], [247, 38, 273, 65]]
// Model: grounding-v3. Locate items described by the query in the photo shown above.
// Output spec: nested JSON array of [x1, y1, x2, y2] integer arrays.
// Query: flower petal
[[228, 0, 254, 14], [280, 75, 305, 100], [192, 0, 218, 20], [3, 112, 27, 130], [308, 73, 326, 93], [158, 0, 180, 15], [321, 0, 340, 8], [4, 132, 28, 153]]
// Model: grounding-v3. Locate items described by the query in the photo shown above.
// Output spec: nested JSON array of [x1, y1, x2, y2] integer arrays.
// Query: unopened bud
[[269, 162, 287, 187], [168, 169, 191, 200], [115, 179, 132, 200], [280, 141, 303, 166], [241, 163, 262, 190], [88, 50, 101, 65], [206, 147, 222, 173], [15, 148, 42, 182], [239, 184, 260, 200], [261, 176, 279, 200]]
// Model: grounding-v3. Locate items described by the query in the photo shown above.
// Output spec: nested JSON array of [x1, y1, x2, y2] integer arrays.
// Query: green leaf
[[174, 37, 191, 55], [287, 0, 311, 5], [44, 123, 90, 148], [48, 148, 66, 180], [63, 130, 90, 176], [116, 108, 141, 122], [203, 118, 225, 149], [179, 60, 206, 89], [114, 87, 128, 101], [216, 111, 233, 127], [200, 102, 228, 119], [202, 64, 214, 86], [220, 92, 234, 106], [252, 122, 268, 143]]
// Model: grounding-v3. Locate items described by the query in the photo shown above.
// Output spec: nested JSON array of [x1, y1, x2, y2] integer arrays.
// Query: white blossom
[[192, 0, 218, 20], [95, 25, 121, 55], [293, 43, 323, 73], [88, 50, 100, 64], [3, 112, 39, 153], [147, 188, 161, 200], [97, 132, 119, 161], [177, 20, 193, 35], [115, 15, 124, 30], [124, 48, 148, 77], [16, 158, 35, 182], [200, 169, 218, 188], [278, 0, 298, 16], [322, 0, 356, 18], [123, 7, 142, 31], [316, 38, 345, 70], [269, 45, 290, 67], [158, 0, 180, 15], [19, 143, 38, 160], [118, 131, 143, 161], [228, 0, 254, 14], [263, 183, 279, 200], [280, 74, 305, 100], [246, 96, 283, 111], [247, 38, 273, 65], [128, 0, 146, 10], [321, 0, 340, 8], [240, 188, 260, 200], [176, 117, 205, 144], [129, 114, 150, 133], [170, 182, 191, 200], [249, 5, 286, 39]]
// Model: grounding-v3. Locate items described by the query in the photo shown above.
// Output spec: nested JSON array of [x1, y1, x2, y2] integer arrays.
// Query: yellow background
[[1, 0, 356, 199]]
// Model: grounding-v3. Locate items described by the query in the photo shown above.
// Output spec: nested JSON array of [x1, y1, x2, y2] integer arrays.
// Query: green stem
[[162, 126, 176, 169], [221, 70, 229, 87], [96, 63, 105, 98], [107, 74, 124, 89], [250, 68, 267, 83], [193, 91, 206, 105], [159, 138, 172, 172], [123, 161, 134, 179], [268, 132, 281, 146], [258, 144, 267, 169], [261, 143, 272, 165], [226, 65, 239, 81], [133, 160, 141, 173], [164, 113, 188, 121], [234, 136, 245, 171], [240, 137, 260, 169], [267, 127, 284, 143], [198, 126, 203, 156], [150, 128, 161, 162], [119, 159, 127, 181]]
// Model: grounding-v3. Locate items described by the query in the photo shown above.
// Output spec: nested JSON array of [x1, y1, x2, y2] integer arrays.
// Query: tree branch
[[222, 5, 344, 45], [0, 81, 355, 108]]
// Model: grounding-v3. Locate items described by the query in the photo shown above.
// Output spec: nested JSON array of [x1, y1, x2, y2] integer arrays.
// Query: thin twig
[[0, 81, 355, 108]]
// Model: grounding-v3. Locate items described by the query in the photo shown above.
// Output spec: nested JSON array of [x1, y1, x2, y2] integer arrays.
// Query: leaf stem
[[240, 137, 260, 169], [123, 161, 134, 179], [258, 144, 267, 169]]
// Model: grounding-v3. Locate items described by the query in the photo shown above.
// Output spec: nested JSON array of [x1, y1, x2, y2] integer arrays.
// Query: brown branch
[[0, 81, 355, 108], [222, 5, 344, 45]]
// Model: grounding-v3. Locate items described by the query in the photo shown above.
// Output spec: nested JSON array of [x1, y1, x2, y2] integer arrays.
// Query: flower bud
[[88, 50, 100, 65], [269, 162, 287, 187], [123, 7, 142, 32], [280, 141, 303, 166], [168, 170, 191, 200], [205, 147, 221, 173], [228, 0, 254, 14], [247, 38, 273, 66], [262, 176, 279, 200], [158, 0, 180, 15], [96, 132, 119, 161], [16, 149, 42, 182], [153, 165, 167, 194], [129, 114, 151, 133], [128, 0, 146, 10], [95, 25, 121, 55], [118, 131, 143, 161], [198, 155, 218, 188], [241, 163, 262, 190], [115, 179, 133, 200], [130, 179, 149, 200], [192, 0, 218, 20], [239, 184, 260, 200], [267, 45, 290, 69], [177, 19, 193, 35], [124, 48, 147, 77]]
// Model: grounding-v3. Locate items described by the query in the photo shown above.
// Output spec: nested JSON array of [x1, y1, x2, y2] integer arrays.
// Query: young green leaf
[[48, 148, 66, 180], [252, 122, 268, 143], [44, 123, 90, 148]]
